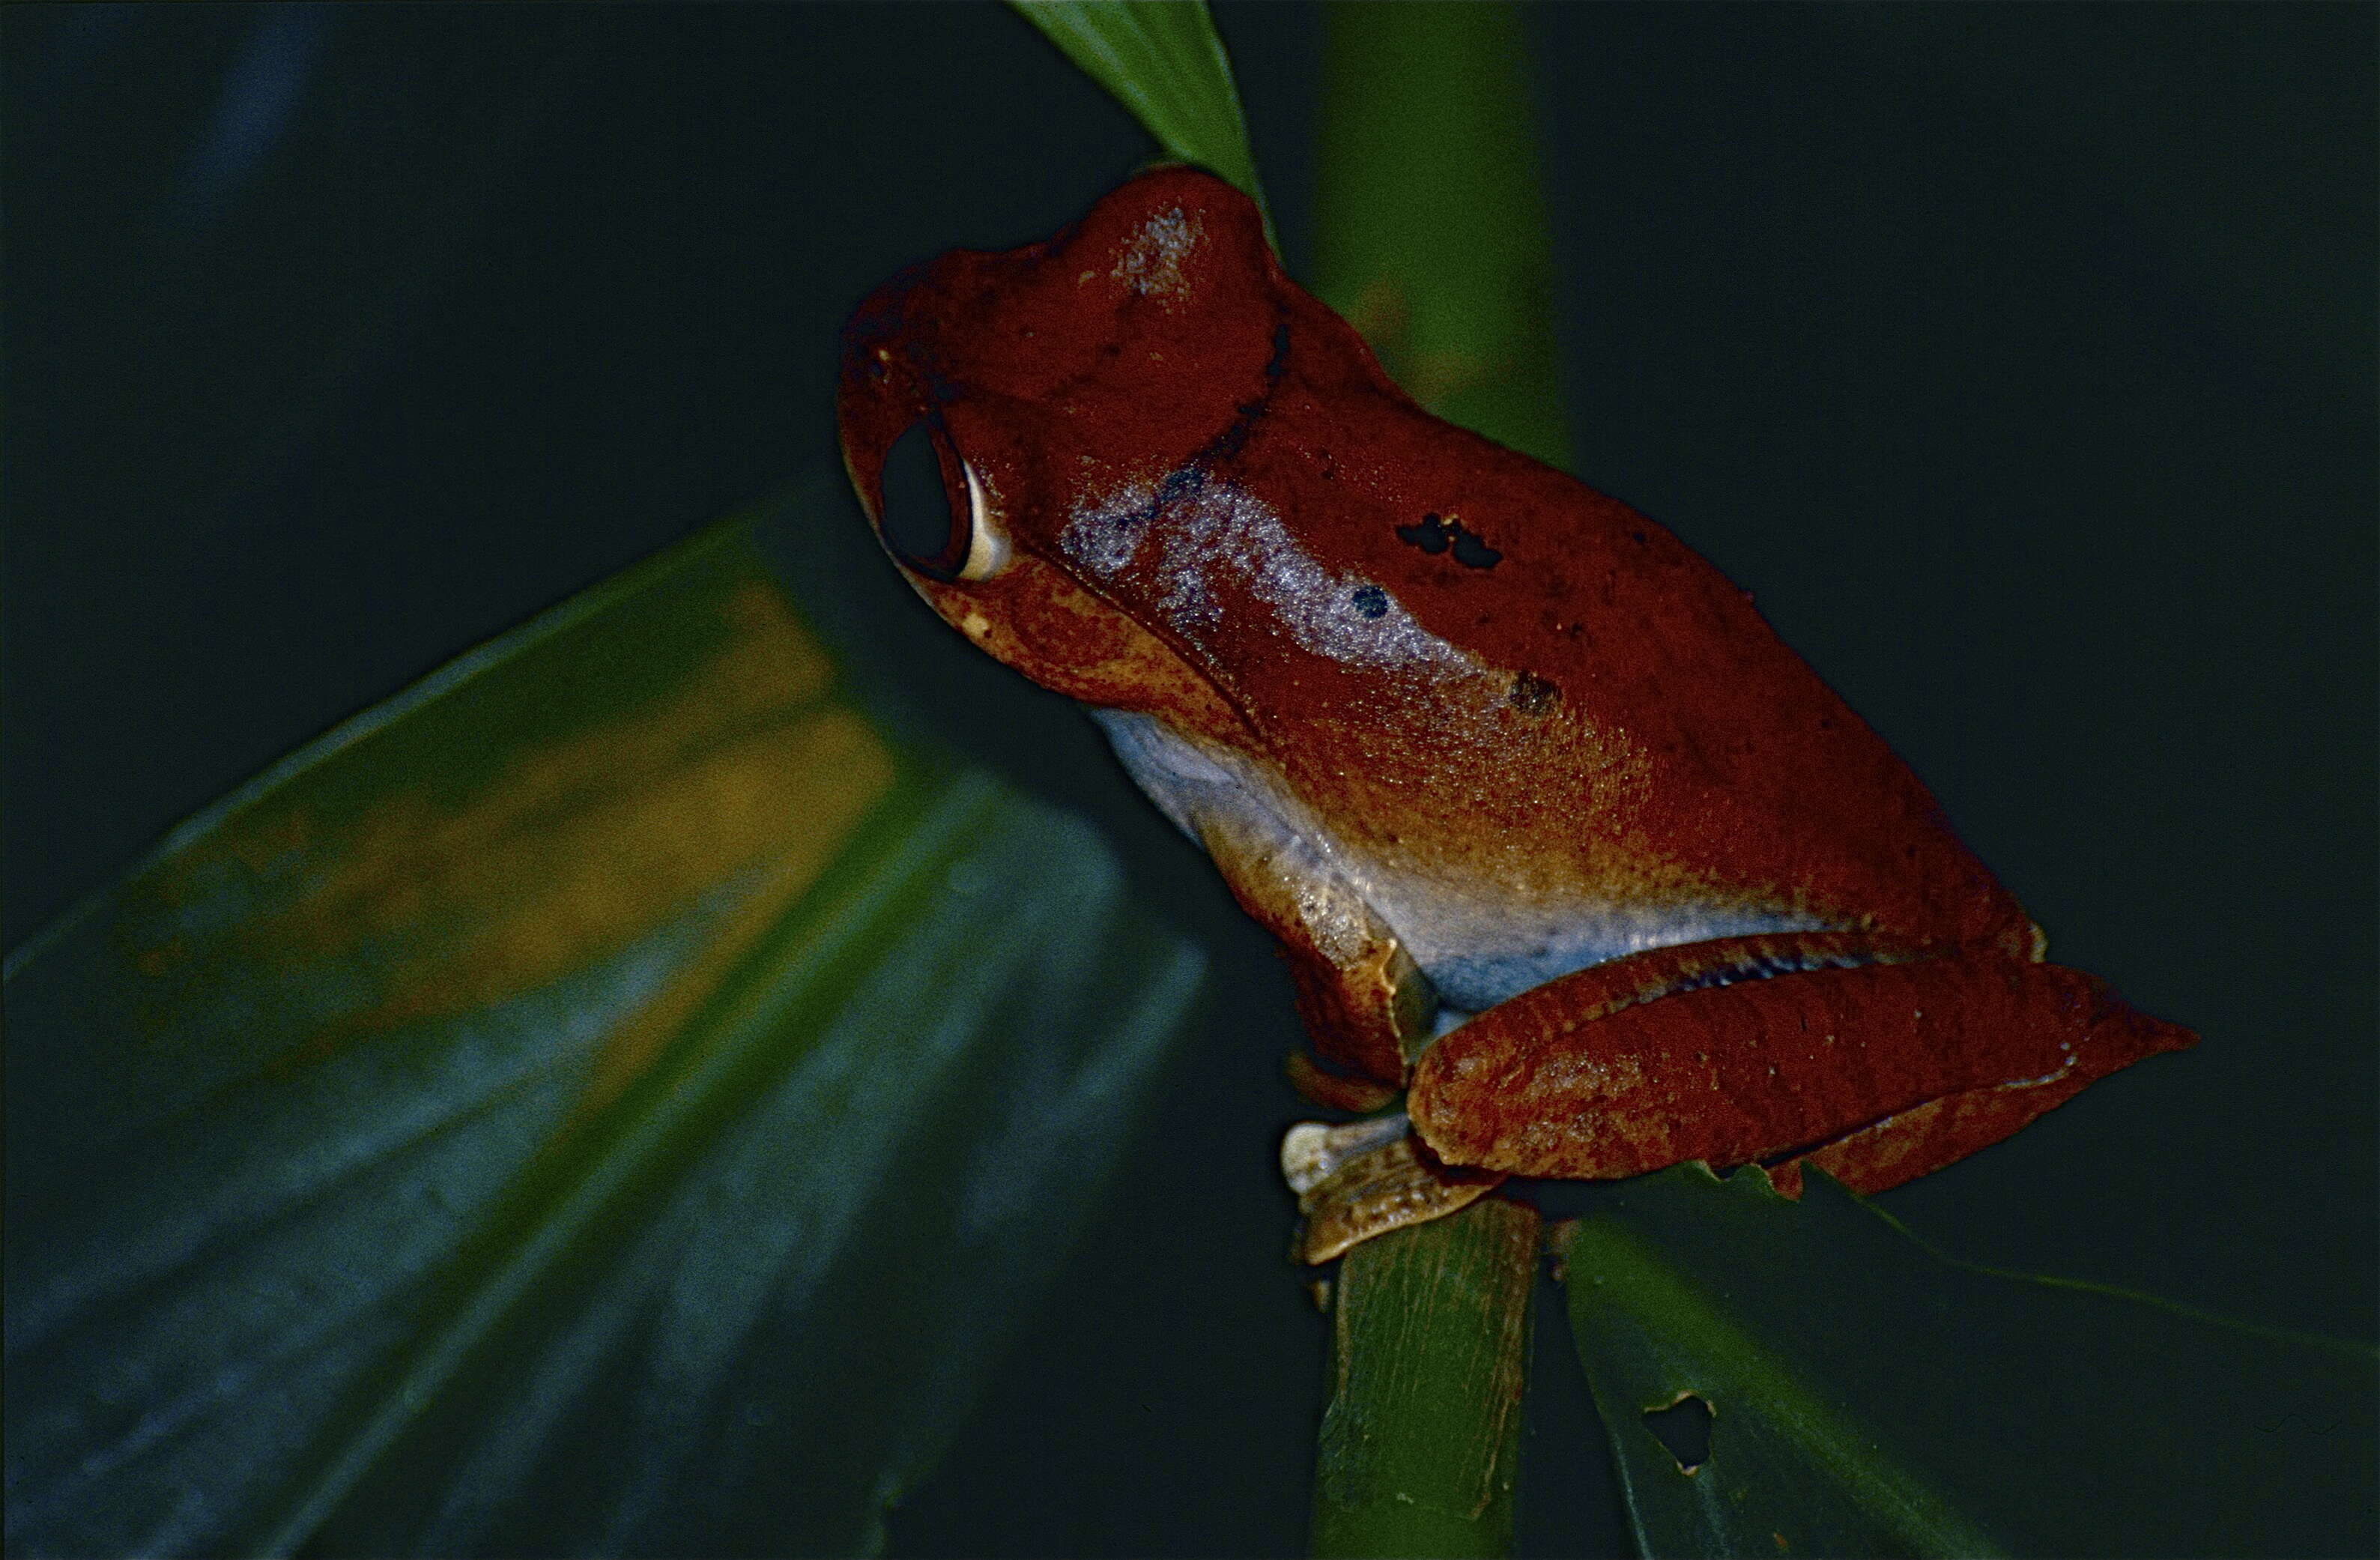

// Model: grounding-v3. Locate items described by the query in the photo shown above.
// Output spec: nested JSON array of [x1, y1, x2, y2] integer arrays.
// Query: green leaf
[[1312, 1, 1570, 469], [1310, 1198, 1538, 1559], [4, 495, 1205, 1557], [1560, 1165, 2379, 1559], [1008, 0, 1275, 250]]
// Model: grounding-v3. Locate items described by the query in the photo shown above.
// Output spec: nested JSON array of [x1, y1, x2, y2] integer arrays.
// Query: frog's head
[[837, 166, 1304, 745]]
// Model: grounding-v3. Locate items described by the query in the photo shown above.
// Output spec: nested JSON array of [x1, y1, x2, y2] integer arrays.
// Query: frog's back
[[1122, 272, 2035, 979]]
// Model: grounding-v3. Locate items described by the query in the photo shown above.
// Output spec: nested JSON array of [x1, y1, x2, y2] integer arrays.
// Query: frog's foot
[[1282, 1115, 1507, 1264]]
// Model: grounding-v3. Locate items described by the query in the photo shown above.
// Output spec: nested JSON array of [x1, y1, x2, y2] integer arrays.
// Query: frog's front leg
[[1190, 805, 1437, 1089], [1088, 710, 1435, 1090], [1405, 931, 2196, 1195], [1188, 805, 1532, 1263]]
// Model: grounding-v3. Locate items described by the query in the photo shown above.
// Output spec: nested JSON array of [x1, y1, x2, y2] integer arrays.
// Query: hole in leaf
[[1642, 1392, 1713, 1474]]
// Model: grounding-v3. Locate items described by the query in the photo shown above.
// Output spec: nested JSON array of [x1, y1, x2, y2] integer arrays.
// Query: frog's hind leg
[[1406, 934, 2194, 1194], [1763, 1056, 2159, 1198]]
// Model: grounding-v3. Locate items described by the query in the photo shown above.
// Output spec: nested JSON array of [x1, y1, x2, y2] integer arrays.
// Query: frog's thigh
[[1408, 946, 2193, 1190], [1193, 810, 1432, 1086]]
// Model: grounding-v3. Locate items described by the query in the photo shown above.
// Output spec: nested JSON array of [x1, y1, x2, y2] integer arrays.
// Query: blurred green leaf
[[4, 498, 1204, 1557], [1561, 1165, 2379, 1559], [1312, 1, 1569, 469], [1009, 0, 1275, 250]]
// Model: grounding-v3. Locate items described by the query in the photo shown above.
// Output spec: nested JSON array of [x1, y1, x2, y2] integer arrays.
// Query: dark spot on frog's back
[[1450, 527, 1503, 570], [1394, 512, 1501, 569], [1351, 585, 1390, 619], [1508, 672, 1558, 716]]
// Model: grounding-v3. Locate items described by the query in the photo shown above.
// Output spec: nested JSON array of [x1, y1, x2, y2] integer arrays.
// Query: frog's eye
[[877, 418, 1005, 582]]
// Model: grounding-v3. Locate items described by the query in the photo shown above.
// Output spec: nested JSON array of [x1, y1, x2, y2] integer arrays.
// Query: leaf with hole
[[1560, 1165, 2378, 1559]]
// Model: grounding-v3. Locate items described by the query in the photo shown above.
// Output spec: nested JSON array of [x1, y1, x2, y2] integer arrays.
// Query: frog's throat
[[1088, 708, 1830, 1015]]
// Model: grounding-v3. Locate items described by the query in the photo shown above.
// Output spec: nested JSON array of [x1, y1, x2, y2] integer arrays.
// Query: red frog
[[836, 167, 2194, 1261]]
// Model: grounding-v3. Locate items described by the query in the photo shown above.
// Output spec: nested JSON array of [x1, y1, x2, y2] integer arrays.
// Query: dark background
[[7, 4, 2373, 1555]]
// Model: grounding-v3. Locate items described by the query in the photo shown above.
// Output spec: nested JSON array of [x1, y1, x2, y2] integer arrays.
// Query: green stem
[[1312, 0, 1570, 470], [1310, 1197, 1539, 1559]]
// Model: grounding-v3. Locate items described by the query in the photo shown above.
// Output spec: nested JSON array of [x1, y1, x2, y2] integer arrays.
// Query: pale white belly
[[1091, 710, 1826, 1015]]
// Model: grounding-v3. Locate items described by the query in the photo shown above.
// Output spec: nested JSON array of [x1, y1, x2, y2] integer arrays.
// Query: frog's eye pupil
[[879, 419, 970, 581]]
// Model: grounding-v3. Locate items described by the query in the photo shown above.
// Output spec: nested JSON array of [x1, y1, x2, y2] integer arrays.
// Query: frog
[[836, 166, 2195, 1263]]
